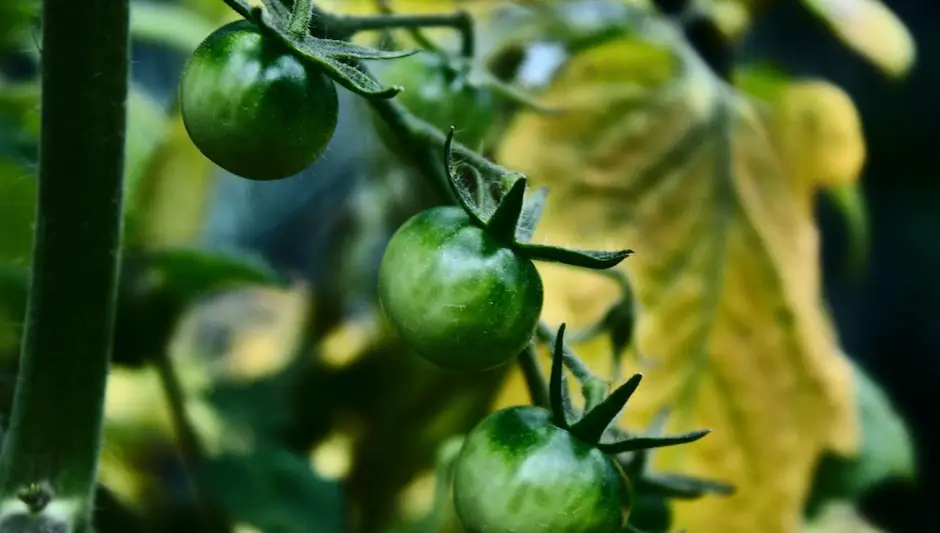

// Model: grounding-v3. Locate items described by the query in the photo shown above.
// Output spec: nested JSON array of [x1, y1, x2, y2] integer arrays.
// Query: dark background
[[2, 0, 937, 531], [749, 0, 940, 530]]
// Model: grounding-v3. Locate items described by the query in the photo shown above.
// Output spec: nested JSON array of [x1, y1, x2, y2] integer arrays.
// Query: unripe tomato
[[453, 406, 632, 533], [373, 53, 495, 150], [378, 206, 543, 371], [179, 20, 338, 181]]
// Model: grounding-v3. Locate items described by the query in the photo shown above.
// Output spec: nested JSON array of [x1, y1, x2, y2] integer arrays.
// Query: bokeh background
[[0, 0, 937, 532]]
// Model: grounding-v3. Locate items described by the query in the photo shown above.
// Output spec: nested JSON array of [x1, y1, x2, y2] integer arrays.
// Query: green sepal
[[224, 0, 412, 98], [444, 127, 488, 227], [519, 242, 634, 269], [515, 186, 548, 243], [549, 323, 571, 430], [485, 175, 527, 243], [640, 473, 735, 500], [569, 374, 642, 445], [597, 430, 711, 454]]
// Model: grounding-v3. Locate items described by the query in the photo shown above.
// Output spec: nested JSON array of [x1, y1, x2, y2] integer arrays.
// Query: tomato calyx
[[545, 324, 711, 453], [221, 0, 416, 98], [443, 128, 634, 270]]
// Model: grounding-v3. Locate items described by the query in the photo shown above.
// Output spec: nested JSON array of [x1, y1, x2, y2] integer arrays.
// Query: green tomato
[[378, 206, 543, 370], [453, 406, 632, 533], [374, 53, 495, 150], [179, 20, 338, 181]]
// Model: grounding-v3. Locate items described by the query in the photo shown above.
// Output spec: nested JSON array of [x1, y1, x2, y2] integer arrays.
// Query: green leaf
[[824, 183, 870, 278], [804, 357, 915, 517], [569, 373, 642, 445], [139, 245, 286, 301], [518, 242, 633, 269], [200, 444, 343, 533]]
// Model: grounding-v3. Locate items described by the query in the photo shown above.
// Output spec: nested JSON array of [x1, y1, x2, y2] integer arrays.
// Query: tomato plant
[[179, 19, 338, 181], [378, 205, 544, 370]]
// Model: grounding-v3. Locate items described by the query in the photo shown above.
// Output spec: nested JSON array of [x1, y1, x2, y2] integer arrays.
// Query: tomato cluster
[[178, 12, 712, 533]]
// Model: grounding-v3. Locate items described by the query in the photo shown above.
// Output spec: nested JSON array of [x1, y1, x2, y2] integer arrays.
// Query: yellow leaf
[[493, 26, 857, 533], [736, 69, 870, 272], [136, 113, 216, 246], [803, 0, 915, 78], [762, 78, 866, 193]]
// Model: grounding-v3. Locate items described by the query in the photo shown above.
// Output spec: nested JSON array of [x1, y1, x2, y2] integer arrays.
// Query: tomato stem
[[154, 353, 230, 531], [0, 0, 129, 529], [287, 0, 315, 39], [336, 10, 475, 58], [519, 344, 550, 410], [537, 321, 595, 383]]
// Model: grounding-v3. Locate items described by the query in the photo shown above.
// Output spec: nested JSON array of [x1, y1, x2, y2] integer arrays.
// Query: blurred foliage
[[494, 13, 858, 532], [0, 0, 921, 533]]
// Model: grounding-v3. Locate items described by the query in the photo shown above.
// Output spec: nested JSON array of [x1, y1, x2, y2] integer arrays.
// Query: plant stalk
[[518, 344, 550, 409], [338, 11, 475, 58], [0, 0, 130, 527], [287, 0, 315, 39]]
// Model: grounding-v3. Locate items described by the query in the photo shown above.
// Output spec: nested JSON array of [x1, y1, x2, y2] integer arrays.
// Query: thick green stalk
[[0, 0, 129, 528]]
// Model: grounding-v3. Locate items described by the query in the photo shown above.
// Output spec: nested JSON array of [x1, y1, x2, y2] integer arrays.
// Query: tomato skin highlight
[[179, 20, 339, 181], [378, 206, 543, 371], [453, 406, 632, 533]]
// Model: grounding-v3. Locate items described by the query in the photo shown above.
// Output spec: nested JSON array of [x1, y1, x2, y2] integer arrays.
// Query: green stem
[[153, 355, 229, 532], [0, 0, 129, 527], [518, 344, 550, 409], [338, 11, 475, 58], [537, 321, 595, 383], [361, 61, 510, 179], [288, 0, 315, 39], [374, 0, 440, 53]]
